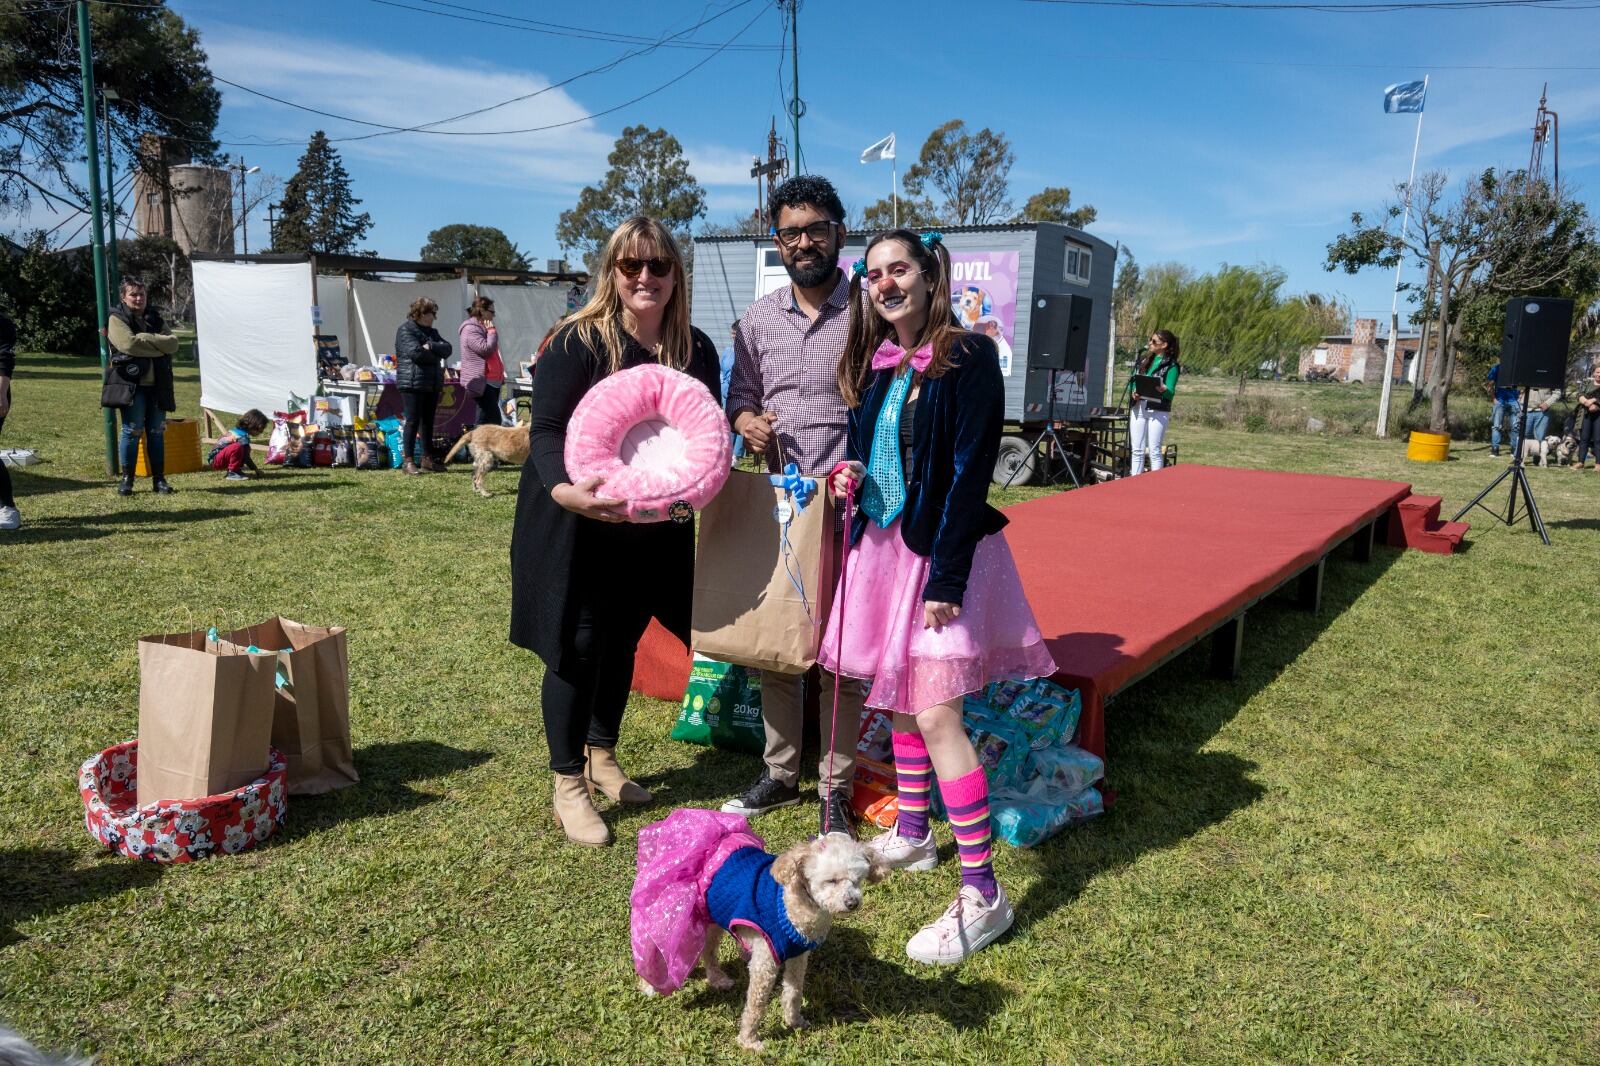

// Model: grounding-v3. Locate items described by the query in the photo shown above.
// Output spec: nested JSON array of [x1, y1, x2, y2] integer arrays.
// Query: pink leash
[[821, 478, 854, 837]]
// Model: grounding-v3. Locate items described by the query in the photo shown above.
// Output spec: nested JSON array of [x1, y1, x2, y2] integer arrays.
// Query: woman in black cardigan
[[821, 229, 1056, 965], [394, 297, 453, 474], [509, 216, 720, 847]]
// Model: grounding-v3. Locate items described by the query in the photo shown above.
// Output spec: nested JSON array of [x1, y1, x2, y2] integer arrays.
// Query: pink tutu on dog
[[818, 523, 1056, 714], [632, 808, 767, 996]]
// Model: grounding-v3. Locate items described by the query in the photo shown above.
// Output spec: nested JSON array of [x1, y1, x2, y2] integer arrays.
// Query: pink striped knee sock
[[892, 730, 933, 841], [938, 766, 998, 901]]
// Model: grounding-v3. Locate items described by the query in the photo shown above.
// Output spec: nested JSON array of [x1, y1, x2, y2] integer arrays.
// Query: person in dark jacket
[[105, 277, 180, 495], [395, 297, 452, 474], [509, 215, 722, 848], [821, 229, 1057, 966], [0, 310, 18, 529]]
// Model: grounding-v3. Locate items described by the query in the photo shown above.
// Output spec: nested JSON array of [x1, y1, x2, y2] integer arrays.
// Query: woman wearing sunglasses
[[510, 215, 723, 848], [824, 229, 1056, 964]]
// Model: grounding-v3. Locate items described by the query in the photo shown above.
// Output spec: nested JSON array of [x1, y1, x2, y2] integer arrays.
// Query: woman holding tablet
[[1125, 330, 1180, 475]]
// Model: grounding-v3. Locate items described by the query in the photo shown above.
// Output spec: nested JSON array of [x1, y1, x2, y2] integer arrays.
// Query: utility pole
[[779, 0, 803, 171], [101, 88, 120, 289], [232, 156, 260, 254], [266, 201, 280, 250], [749, 120, 787, 229], [77, 0, 118, 476]]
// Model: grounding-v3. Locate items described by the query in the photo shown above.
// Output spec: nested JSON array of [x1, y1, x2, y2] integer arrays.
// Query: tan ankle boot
[[585, 746, 653, 805], [552, 772, 611, 846]]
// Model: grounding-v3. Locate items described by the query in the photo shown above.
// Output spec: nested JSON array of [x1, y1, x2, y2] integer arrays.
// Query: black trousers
[[0, 414, 12, 508], [1578, 413, 1600, 465], [474, 383, 502, 427], [541, 586, 655, 776], [400, 389, 439, 462]]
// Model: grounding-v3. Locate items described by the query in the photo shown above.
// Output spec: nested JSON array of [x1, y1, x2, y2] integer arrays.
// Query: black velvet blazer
[[846, 331, 1007, 607]]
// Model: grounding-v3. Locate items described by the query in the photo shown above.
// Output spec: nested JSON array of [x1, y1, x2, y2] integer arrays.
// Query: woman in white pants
[[1127, 330, 1181, 475]]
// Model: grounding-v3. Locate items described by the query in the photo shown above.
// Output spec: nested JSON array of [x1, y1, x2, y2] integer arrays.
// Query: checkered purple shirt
[[727, 271, 852, 477]]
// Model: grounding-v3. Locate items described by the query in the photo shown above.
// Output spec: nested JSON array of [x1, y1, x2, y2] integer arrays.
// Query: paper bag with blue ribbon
[[691, 464, 835, 674], [210, 616, 359, 796]]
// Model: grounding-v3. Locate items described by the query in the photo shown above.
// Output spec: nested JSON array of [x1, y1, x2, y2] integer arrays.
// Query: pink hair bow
[[870, 339, 933, 373]]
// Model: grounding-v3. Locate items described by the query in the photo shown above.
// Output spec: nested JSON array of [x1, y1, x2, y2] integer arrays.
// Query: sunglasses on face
[[616, 256, 673, 279], [773, 221, 839, 247]]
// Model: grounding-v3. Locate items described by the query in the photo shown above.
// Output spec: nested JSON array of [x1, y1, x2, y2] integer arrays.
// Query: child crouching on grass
[[210, 409, 269, 481]]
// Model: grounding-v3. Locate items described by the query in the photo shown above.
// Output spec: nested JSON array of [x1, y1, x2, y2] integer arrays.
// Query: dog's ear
[[864, 846, 892, 884], [770, 842, 809, 889]]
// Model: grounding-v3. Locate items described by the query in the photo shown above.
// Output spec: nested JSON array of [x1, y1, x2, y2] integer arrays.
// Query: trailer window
[[1064, 240, 1092, 285]]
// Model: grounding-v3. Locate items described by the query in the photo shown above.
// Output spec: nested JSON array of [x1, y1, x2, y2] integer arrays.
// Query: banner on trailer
[[948, 252, 1019, 377]]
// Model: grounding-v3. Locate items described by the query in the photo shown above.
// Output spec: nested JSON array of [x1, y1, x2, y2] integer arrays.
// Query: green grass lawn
[[2, 354, 1597, 1064]]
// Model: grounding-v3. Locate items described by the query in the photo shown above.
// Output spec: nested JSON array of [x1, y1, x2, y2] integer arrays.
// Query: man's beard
[[785, 249, 837, 288]]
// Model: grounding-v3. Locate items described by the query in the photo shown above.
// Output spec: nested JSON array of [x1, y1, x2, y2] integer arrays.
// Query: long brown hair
[[837, 229, 963, 408], [561, 216, 692, 373]]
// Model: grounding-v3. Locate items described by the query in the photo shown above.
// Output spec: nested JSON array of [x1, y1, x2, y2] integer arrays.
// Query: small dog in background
[[1519, 434, 1560, 467], [0, 1025, 93, 1066], [442, 420, 528, 497], [632, 811, 887, 1052]]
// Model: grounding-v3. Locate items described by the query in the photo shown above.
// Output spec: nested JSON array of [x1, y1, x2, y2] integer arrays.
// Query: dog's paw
[[784, 1011, 809, 1031], [706, 969, 735, 992], [737, 1034, 765, 1053]]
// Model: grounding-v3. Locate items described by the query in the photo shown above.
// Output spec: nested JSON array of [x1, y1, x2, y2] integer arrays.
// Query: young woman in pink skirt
[[820, 229, 1057, 965]]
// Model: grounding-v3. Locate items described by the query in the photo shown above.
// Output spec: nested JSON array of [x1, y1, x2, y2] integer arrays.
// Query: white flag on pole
[[860, 133, 895, 163]]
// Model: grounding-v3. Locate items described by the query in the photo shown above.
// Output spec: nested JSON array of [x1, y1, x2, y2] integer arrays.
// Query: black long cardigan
[[846, 331, 1008, 608], [508, 324, 723, 673]]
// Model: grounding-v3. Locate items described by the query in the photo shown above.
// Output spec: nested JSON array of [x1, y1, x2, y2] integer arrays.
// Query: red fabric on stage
[[1003, 465, 1412, 764]]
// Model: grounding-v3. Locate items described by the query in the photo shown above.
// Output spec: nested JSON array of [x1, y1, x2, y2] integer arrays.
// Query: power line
[[1020, 0, 1599, 9], [211, 0, 771, 146], [369, 0, 779, 50]]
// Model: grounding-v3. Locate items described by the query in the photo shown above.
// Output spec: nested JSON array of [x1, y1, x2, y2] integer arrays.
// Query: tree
[[271, 131, 372, 256], [1139, 263, 1325, 383], [1296, 293, 1350, 338], [419, 224, 530, 276], [1, 1, 219, 218], [557, 125, 706, 271], [1112, 247, 1142, 352], [1014, 186, 1096, 229], [855, 195, 937, 231], [902, 120, 1015, 226], [1327, 169, 1600, 431], [0, 230, 96, 354]]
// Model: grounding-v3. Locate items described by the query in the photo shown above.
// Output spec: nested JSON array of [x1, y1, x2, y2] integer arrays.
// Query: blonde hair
[[562, 216, 692, 373]]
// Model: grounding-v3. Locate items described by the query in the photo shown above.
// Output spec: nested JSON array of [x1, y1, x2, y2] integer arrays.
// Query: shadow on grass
[[1013, 538, 1402, 930], [0, 848, 163, 948], [636, 743, 759, 812], [674, 925, 1006, 1032], [9, 468, 107, 497], [1548, 517, 1600, 531], [276, 740, 494, 841], [197, 478, 336, 495], [8, 507, 251, 544]]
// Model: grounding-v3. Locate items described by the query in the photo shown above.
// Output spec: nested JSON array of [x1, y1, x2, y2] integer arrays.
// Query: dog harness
[[704, 846, 819, 963]]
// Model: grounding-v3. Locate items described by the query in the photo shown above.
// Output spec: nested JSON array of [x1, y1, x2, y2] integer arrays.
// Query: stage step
[[1386, 494, 1467, 554]]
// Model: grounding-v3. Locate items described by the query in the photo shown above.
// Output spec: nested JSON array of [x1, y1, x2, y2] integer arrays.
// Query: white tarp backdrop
[[348, 277, 471, 366], [479, 283, 567, 364], [195, 260, 316, 414]]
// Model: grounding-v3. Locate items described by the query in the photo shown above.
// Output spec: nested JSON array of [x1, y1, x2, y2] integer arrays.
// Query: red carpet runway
[[1003, 464, 1413, 767]]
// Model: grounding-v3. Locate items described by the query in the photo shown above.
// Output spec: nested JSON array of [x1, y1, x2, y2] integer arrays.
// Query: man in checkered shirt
[[721, 175, 866, 839]]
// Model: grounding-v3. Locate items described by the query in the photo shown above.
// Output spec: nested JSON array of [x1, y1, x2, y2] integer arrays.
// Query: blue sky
[[25, 0, 1600, 325]]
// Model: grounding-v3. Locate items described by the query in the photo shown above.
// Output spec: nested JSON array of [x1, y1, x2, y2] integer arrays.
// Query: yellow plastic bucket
[[134, 417, 203, 476], [1405, 429, 1450, 463]]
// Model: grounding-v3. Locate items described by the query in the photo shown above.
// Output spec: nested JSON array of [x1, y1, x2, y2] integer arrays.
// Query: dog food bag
[[1005, 685, 1083, 750], [1023, 744, 1104, 797], [669, 655, 764, 756], [991, 784, 1104, 848]]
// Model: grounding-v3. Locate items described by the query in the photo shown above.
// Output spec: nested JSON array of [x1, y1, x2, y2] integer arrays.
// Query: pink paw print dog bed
[[565, 363, 732, 523]]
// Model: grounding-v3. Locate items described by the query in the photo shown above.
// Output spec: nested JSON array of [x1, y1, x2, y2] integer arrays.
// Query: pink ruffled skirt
[[817, 522, 1057, 714], [631, 808, 767, 996]]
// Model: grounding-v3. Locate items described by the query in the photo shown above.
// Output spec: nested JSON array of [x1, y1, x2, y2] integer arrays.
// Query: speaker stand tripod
[[1452, 385, 1550, 545], [1003, 368, 1082, 490]]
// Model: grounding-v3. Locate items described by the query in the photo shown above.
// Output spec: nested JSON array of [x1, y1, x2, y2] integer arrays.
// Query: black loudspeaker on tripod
[[1498, 296, 1572, 388], [1028, 293, 1093, 372], [1453, 296, 1573, 545]]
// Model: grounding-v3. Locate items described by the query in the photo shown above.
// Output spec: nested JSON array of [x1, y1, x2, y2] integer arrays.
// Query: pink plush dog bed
[[565, 363, 732, 523]]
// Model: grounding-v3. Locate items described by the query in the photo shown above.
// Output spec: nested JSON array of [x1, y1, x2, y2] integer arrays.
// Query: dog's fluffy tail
[[443, 430, 473, 465]]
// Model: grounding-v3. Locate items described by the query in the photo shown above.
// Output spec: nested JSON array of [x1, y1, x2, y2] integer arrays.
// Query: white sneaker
[[863, 822, 939, 872], [905, 884, 1014, 965], [0, 505, 19, 531]]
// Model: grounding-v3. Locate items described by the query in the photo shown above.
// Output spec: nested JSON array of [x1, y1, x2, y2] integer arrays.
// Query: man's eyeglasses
[[616, 257, 674, 279], [773, 221, 840, 247]]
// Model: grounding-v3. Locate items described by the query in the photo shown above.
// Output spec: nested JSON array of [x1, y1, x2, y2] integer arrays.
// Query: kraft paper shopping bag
[[691, 470, 834, 674], [136, 630, 277, 806], [215, 616, 358, 796]]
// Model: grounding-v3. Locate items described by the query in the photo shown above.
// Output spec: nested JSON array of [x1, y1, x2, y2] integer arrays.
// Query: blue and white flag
[[1384, 80, 1427, 114]]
